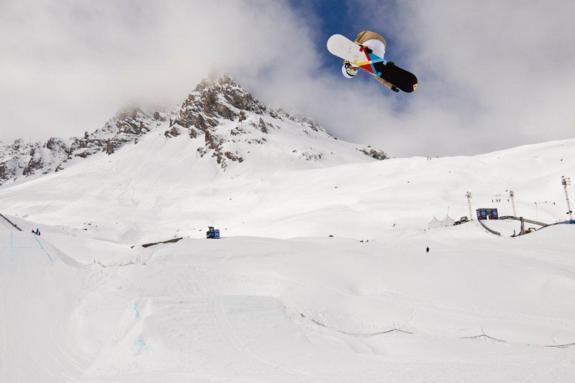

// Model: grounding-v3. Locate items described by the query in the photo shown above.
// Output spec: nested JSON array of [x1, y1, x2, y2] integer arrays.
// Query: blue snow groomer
[[206, 226, 220, 239]]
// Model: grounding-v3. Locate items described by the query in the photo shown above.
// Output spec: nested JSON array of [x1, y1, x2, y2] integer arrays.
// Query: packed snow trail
[[1, 222, 575, 383]]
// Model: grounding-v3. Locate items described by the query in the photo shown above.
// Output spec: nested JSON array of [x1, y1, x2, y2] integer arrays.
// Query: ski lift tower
[[466, 191, 473, 220], [561, 176, 573, 221], [509, 190, 517, 216]]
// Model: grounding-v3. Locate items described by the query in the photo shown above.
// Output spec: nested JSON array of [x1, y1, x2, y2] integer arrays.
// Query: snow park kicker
[[0, 220, 87, 382]]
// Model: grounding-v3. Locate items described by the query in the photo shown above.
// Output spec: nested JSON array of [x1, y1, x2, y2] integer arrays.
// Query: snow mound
[[1, 222, 574, 383]]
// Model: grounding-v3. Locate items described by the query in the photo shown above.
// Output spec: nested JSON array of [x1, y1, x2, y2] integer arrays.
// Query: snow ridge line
[[302, 313, 575, 348], [546, 342, 575, 349], [91, 257, 148, 268], [477, 220, 501, 236], [300, 313, 413, 337], [0, 213, 22, 232], [461, 331, 506, 343], [499, 216, 550, 227]]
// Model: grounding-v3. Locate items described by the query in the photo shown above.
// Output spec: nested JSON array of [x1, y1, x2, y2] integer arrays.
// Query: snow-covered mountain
[[0, 108, 161, 185], [0, 77, 573, 243], [0, 125, 573, 243], [1, 76, 575, 383], [0, 75, 385, 186]]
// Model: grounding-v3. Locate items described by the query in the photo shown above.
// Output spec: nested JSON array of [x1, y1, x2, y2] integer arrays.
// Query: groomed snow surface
[[1, 136, 575, 382]]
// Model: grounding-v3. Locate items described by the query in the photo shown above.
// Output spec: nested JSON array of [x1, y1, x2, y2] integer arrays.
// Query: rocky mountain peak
[[0, 107, 164, 186], [182, 74, 266, 120], [0, 75, 387, 186]]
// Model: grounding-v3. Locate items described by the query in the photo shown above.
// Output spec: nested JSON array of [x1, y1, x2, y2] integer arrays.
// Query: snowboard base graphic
[[327, 34, 418, 93]]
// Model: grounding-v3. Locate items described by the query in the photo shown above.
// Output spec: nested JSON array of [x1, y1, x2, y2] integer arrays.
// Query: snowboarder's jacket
[[348, 30, 394, 91]]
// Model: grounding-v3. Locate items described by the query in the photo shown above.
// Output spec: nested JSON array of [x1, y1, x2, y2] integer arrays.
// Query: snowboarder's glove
[[360, 45, 373, 55]]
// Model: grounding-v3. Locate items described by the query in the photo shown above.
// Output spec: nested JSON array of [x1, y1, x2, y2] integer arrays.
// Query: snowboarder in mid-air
[[341, 31, 391, 88], [327, 30, 418, 93]]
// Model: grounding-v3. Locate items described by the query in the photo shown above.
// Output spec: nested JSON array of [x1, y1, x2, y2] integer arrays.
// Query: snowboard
[[327, 34, 418, 93]]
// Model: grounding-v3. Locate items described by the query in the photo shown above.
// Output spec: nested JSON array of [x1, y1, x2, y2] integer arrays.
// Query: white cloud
[[343, 0, 575, 155], [0, 0, 318, 141], [1, 0, 574, 157]]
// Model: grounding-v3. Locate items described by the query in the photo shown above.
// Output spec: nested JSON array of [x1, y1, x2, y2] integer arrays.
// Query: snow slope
[[0, 135, 573, 243], [1, 221, 575, 383], [1, 77, 575, 382]]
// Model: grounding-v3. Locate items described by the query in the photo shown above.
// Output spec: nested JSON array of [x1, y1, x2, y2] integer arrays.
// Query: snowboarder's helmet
[[342, 62, 358, 78]]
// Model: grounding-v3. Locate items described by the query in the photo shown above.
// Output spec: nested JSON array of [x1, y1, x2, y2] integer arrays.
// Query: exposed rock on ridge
[[0, 75, 387, 185]]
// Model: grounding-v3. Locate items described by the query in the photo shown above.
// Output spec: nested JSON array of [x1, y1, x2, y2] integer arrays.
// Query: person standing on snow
[[341, 30, 397, 92]]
